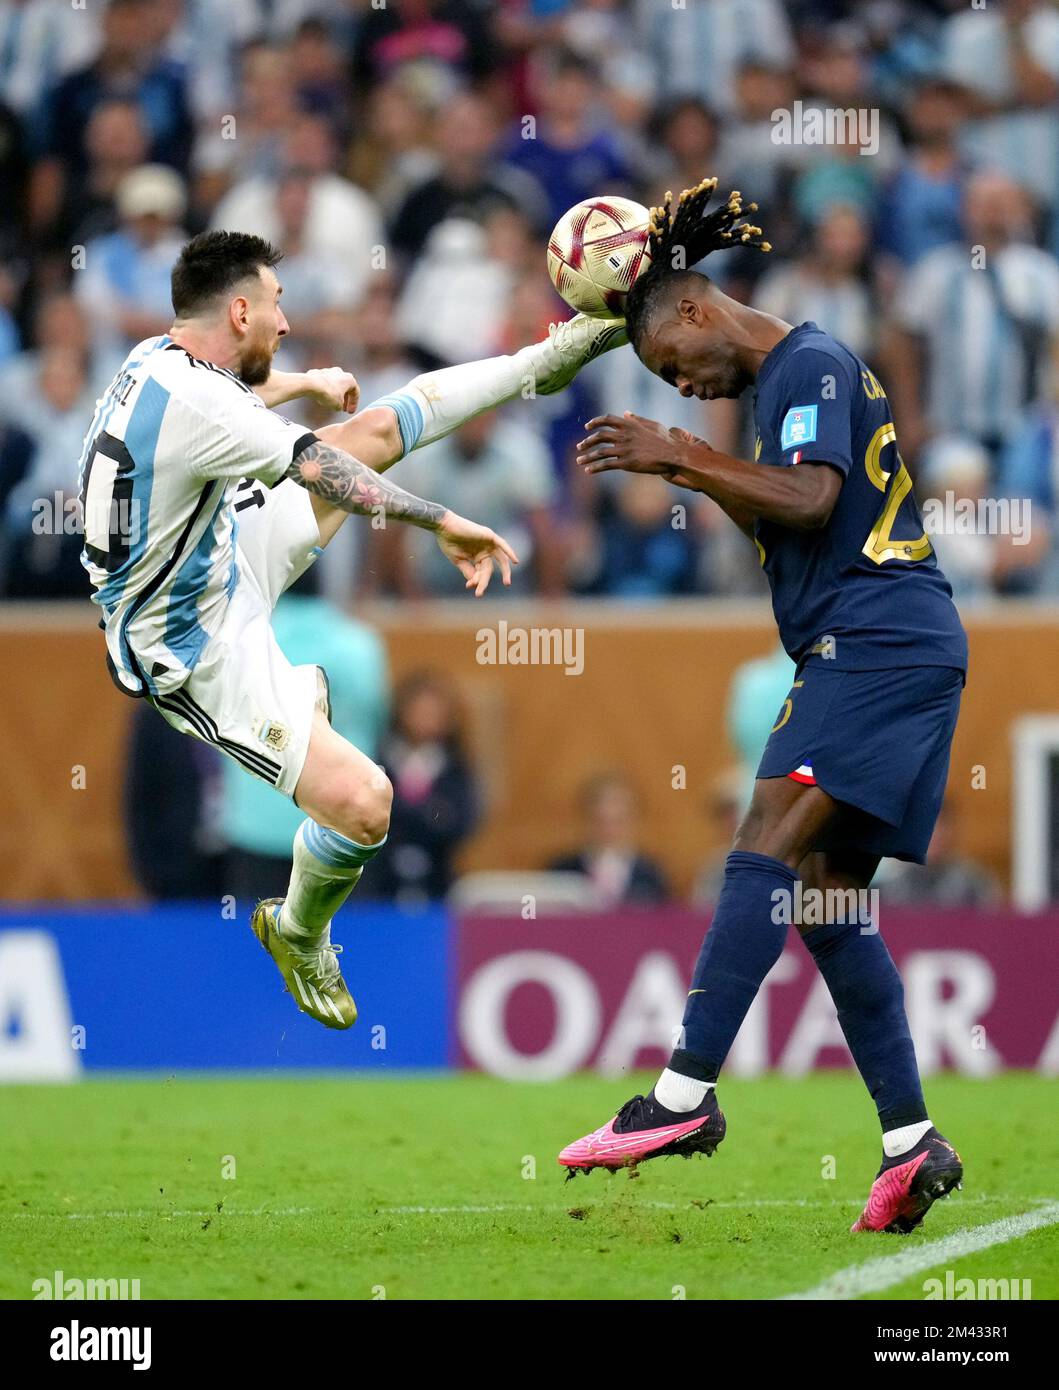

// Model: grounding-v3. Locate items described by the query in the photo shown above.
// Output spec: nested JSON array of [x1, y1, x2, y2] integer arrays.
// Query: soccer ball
[[547, 196, 653, 317]]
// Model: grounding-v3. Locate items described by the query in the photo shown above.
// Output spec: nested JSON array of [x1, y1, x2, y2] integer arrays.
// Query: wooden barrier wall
[[2, 600, 1057, 900]]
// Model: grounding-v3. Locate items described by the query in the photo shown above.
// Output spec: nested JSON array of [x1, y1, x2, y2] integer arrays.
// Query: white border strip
[[1012, 716, 1059, 911]]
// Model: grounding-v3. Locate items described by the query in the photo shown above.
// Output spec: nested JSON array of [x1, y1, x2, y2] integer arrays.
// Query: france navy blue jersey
[[752, 322, 967, 673]]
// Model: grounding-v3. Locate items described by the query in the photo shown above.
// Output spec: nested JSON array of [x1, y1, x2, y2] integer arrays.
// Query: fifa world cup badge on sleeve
[[780, 405, 817, 452]]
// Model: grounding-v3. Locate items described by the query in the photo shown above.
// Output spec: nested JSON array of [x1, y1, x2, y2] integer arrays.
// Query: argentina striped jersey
[[77, 335, 315, 697]]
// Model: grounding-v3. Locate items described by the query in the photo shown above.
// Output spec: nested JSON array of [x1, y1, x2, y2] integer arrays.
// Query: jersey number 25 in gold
[[862, 423, 932, 565]]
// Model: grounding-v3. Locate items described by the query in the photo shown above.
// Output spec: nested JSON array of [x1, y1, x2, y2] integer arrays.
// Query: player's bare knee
[[356, 406, 402, 461], [337, 770, 392, 845]]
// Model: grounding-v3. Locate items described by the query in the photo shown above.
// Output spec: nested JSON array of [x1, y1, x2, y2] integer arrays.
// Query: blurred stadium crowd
[[1, 0, 1058, 606]]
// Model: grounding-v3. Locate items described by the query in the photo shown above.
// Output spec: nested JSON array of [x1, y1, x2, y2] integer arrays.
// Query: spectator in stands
[[500, 268, 599, 583], [389, 91, 537, 262], [873, 78, 967, 288], [0, 94, 28, 252], [753, 203, 876, 360], [383, 408, 560, 596], [394, 204, 535, 364], [65, 99, 152, 249], [942, 0, 1059, 116], [30, 0, 192, 242], [717, 61, 801, 216], [0, 416, 35, 559], [211, 112, 383, 307], [594, 472, 701, 598], [691, 766, 745, 908], [941, 0, 1059, 240], [994, 341, 1059, 596], [0, 0, 101, 124], [369, 669, 479, 906], [75, 163, 188, 371], [884, 170, 1059, 468], [791, 128, 881, 232], [917, 436, 997, 600], [349, 274, 421, 405], [259, 168, 360, 373], [573, 1, 656, 174], [124, 701, 226, 899], [648, 97, 723, 212], [726, 641, 797, 798], [496, 48, 633, 233], [0, 263, 18, 363], [286, 17, 351, 133], [192, 43, 301, 217], [0, 344, 97, 597], [156, 0, 258, 127], [636, 0, 794, 117], [352, 0, 499, 89], [346, 69, 440, 222], [878, 800, 1002, 908], [549, 771, 669, 907], [0, 292, 99, 414], [221, 566, 390, 901]]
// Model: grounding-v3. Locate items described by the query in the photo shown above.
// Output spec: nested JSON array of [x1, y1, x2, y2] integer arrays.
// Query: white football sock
[[279, 820, 384, 946], [654, 1067, 714, 1113], [366, 338, 562, 456], [882, 1119, 933, 1158]]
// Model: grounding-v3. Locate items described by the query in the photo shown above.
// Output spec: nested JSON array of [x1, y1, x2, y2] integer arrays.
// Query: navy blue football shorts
[[755, 662, 965, 864]]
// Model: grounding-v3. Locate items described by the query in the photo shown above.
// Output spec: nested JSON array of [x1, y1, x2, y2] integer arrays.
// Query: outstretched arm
[[577, 412, 842, 533], [255, 367, 360, 413], [285, 437, 518, 595], [286, 436, 446, 528]]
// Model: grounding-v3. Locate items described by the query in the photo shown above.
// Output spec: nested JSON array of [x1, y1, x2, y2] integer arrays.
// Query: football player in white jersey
[[81, 229, 625, 1028]]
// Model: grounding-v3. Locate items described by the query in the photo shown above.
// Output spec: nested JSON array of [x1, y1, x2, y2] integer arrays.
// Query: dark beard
[[238, 344, 273, 386]]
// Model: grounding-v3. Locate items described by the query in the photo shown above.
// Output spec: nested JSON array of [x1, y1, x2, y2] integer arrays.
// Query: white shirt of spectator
[[211, 174, 382, 308], [894, 242, 1059, 445]]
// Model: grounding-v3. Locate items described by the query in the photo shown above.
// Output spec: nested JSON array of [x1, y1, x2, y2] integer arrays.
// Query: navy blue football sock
[[668, 850, 795, 1083], [800, 915, 927, 1131]]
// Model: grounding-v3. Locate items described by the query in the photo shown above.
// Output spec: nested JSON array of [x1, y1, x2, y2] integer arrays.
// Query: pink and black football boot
[[558, 1087, 726, 1177], [852, 1127, 963, 1234]]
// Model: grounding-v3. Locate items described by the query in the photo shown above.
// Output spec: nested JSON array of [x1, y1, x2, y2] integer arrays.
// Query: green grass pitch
[[1, 1072, 1055, 1300]]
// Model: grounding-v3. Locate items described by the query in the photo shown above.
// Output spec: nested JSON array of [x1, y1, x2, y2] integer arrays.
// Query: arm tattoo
[[284, 439, 446, 529]]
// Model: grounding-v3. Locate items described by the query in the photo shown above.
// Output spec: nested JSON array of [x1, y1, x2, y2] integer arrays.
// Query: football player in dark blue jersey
[[559, 179, 965, 1234]]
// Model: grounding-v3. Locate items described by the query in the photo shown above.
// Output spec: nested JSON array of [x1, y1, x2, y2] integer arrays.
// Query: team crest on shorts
[[255, 719, 290, 752]]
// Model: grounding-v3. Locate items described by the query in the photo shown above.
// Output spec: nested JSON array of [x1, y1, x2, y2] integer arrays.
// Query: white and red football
[[546, 196, 653, 317]]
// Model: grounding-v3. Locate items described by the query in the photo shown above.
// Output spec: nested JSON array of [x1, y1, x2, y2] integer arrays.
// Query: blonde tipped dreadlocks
[[625, 177, 771, 347]]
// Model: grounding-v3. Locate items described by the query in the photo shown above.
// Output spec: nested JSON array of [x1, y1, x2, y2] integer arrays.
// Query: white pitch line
[[6, 1199, 826, 1220], [1, 1199, 856, 1220], [2, 1195, 1051, 1221], [781, 1202, 1059, 1301]]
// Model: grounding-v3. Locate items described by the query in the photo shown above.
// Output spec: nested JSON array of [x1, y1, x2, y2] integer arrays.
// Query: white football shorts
[[149, 479, 326, 798]]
